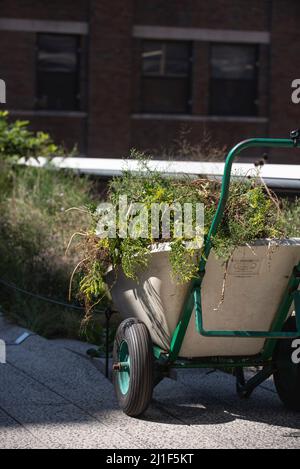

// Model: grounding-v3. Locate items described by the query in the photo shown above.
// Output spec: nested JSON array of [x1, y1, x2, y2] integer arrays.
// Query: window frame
[[140, 40, 193, 115], [209, 42, 259, 117], [35, 32, 81, 112]]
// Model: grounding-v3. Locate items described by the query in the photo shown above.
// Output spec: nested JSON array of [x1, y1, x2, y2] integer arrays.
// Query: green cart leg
[[236, 366, 274, 399]]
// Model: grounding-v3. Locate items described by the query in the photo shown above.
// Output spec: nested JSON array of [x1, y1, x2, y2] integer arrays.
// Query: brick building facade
[[0, 0, 299, 162]]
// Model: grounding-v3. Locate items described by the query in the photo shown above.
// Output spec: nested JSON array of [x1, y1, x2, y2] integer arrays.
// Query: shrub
[[0, 112, 106, 342], [0, 110, 59, 162]]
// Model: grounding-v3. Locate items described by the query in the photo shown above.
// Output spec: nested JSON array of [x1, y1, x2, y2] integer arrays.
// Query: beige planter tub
[[108, 239, 300, 359]]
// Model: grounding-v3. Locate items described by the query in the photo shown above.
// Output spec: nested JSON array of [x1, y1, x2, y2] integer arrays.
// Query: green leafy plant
[[212, 181, 282, 259], [280, 198, 300, 237], [0, 111, 60, 162], [74, 151, 297, 317]]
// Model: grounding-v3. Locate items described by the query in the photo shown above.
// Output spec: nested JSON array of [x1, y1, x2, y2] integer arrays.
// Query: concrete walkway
[[0, 317, 299, 449]]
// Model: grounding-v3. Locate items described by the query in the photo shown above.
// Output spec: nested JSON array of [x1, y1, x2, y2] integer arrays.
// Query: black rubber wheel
[[113, 318, 154, 417], [273, 316, 300, 411]]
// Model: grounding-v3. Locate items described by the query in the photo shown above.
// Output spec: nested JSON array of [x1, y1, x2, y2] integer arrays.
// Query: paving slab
[[0, 320, 299, 449]]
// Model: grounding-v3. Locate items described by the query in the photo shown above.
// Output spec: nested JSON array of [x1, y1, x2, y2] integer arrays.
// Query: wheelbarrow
[[110, 133, 300, 417]]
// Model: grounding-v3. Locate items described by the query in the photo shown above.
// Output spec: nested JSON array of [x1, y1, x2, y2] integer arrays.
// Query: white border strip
[[133, 25, 270, 44], [20, 158, 300, 190], [0, 18, 88, 35], [132, 114, 268, 124]]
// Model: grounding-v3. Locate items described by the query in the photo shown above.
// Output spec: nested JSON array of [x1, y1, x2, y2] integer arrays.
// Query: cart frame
[[149, 137, 300, 379], [112, 134, 300, 408]]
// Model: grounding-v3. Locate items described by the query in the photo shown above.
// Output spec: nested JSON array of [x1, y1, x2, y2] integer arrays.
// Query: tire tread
[[113, 318, 154, 417]]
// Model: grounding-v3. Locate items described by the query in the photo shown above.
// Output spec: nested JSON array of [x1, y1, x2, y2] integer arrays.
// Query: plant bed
[[0, 112, 108, 343]]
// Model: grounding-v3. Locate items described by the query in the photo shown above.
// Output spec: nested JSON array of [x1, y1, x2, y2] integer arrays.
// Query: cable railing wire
[[0, 278, 106, 314]]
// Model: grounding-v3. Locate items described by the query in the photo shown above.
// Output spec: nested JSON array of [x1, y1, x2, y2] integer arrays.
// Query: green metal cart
[[111, 132, 300, 417]]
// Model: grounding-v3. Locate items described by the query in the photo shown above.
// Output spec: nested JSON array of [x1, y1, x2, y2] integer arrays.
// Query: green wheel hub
[[118, 340, 130, 395]]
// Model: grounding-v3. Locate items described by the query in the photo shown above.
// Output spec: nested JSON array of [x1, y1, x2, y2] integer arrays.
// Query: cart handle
[[202, 135, 300, 264]]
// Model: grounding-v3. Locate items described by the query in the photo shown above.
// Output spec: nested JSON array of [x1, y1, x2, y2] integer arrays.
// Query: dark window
[[210, 44, 258, 116], [37, 34, 79, 111], [141, 41, 192, 113]]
